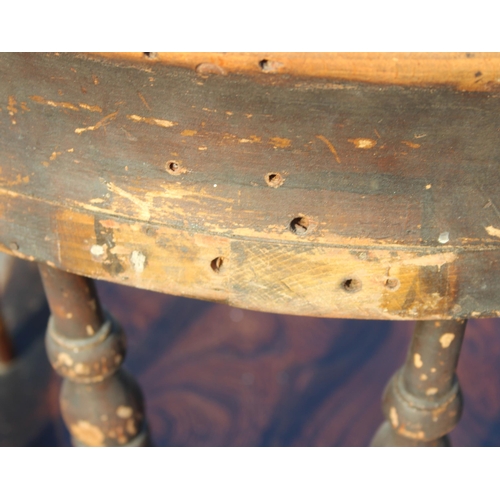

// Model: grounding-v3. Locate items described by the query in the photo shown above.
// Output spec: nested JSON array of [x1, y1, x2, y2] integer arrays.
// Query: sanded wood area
[[1, 53, 500, 319]]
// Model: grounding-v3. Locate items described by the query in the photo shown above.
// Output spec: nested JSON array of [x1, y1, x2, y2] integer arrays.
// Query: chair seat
[[1, 52, 500, 320]]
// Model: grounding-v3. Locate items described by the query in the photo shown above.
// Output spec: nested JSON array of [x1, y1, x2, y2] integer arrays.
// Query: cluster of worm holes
[[140, 72, 397, 292], [204, 174, 400, 293]]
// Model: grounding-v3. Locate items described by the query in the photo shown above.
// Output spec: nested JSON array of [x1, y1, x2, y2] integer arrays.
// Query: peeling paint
[[439, 333, 455, 348]]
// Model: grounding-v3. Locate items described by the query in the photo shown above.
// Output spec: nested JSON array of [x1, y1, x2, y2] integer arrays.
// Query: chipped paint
[[75, 111, 118, 134], [420, 374, 428, 381], [316, 135, 341, 164], [0, 174, 30, 187], [239, 135, 261, 143], [438, 232, 450, 244], [485, 226, 500, 238], [389, 407, 399, 427], [404, 252, 457, 270], [79, 103, 103, 113], [181, 129, 197, 136], [107, 182, 151, 220], [130, 250, 146, 273], [348, 138, 377, 149], [401, 140, 421, 149], [74, 362, 91, 375], [86, 324, 94, 336], [70, 420, 105, 446], [127, 114, 176, 128], [91, 244, 105, 257], [426, 387, 438, 396], [30, 95, 79, 111], [269, 137, 291, 148], [7, 96, 17, 124], [398, 427, 425, 440], [414, 353, 423, 368], [57, 352, 74, 367], [439, 333, 455, 348], [116, 406, 133, 419]]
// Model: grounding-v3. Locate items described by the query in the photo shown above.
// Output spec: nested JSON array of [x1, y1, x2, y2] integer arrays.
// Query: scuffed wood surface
[[1, 53, 500, 319], [91, 52, 500, 92]]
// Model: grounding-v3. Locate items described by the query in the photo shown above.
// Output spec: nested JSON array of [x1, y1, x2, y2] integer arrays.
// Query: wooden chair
[[1, 52, 499, 446]]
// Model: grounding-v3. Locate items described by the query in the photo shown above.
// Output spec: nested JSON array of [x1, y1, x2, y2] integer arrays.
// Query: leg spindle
[[39, 264, 149, 446], [371, 319, 466, 446], [0, 301, 14, 364]]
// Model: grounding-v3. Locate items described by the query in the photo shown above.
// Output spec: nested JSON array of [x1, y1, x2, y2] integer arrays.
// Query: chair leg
[[39, 264, 150, 446], [371, 319, 466, 446], [0, 302, 14, 364]]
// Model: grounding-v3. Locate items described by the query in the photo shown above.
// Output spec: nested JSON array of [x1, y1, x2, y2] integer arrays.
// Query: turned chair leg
[[38, 264, 150, 446], [371, 319, 466, 446]]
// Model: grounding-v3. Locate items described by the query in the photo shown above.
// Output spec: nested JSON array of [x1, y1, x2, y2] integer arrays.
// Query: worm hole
[[342, 277, 362, 293], [385, 277, 400, 290], [166, 161, 182, 175], [289, 217, 310, 235], [211, 256, 224, 273], [265, 172, 284, 188]]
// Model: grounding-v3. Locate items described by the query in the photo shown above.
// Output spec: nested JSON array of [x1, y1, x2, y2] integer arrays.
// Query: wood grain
[[90, 52, 500, 92], [1, 53, 500, 319]]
